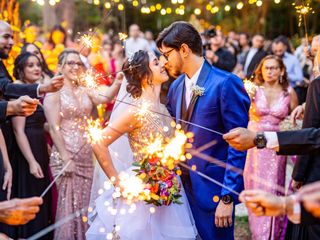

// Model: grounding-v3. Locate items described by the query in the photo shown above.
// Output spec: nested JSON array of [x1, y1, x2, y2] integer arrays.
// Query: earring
[[148, 78, 154, 88], [279, 75, 283, 84]]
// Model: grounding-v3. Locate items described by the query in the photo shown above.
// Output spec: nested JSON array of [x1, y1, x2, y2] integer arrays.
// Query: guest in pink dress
[[44, 49, 121, 240], [244, 55, 298, 240]]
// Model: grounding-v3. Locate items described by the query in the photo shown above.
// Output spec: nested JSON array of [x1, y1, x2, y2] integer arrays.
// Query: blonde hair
[[57, 48, 80, 67]]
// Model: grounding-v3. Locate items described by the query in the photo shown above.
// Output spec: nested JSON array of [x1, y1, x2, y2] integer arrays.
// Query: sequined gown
[[86, 100, 197, 240], [50, 87, 94, 240], [244, 87, 290, 240]]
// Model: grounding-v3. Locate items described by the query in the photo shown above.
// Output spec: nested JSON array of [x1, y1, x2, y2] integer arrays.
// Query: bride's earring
[[148, 79, 154, 89]]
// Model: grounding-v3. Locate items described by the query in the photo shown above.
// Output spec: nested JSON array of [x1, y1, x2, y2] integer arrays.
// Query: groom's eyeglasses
[[162, 48, 175, 61]]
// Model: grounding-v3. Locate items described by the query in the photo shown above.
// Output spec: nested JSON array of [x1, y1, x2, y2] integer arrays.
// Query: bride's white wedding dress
[[86, 93, 197, 239]]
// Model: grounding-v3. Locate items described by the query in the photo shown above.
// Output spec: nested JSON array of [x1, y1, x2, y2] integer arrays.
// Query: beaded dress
[[86, 99, 197, 240], [244, 87, 291, 240], [50, 87, 94, 240]]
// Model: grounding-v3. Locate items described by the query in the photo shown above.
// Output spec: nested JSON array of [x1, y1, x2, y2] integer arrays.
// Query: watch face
[[255, 133, 267, 149], [222, 195, 232, 204]]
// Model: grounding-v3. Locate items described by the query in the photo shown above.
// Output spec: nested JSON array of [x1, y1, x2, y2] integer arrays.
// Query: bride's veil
[[89, 77, 134, 211]]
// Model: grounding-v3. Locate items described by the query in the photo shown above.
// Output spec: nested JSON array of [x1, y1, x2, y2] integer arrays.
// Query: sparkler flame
[[243, 79, 257, 98], [79, 34, 94, 49], [118, 172, 148, 203], [118, 32, 128, 41], [79, 68, 100, 89], [86, 118, 104, 144]]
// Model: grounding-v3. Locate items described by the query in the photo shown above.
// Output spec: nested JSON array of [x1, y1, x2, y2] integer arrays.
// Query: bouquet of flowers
[[132, 129, 193, 206]]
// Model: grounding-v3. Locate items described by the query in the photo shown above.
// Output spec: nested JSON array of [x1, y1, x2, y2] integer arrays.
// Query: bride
[[86, 50, 197, 240]]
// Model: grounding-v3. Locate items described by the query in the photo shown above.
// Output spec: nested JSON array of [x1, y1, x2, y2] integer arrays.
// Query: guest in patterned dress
[[44, 49, 121, 240], [244, 55, 298, 240]]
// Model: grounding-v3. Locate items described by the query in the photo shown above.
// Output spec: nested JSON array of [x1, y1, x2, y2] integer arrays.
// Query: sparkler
[[78, 68, 101, 89], [118, 32, 128, 41], [40, 160, 71, 198], [294, 1, 314, 44], [243, 79, 257, 98], [118, 32, 128, 51], [118, 172, 148, 204], [79, 33, 95, 49], [86, 118, 105, 144]]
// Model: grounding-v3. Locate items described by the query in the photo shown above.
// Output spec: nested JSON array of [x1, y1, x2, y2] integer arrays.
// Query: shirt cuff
[[37, 85, 44, 98], [265, 131, 279, 151]]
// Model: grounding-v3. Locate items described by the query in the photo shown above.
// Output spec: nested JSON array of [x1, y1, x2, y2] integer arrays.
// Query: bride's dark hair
[[123, 50, 153, 98]]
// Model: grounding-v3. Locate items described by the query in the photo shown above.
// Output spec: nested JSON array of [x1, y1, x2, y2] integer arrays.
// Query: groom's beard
[[165, 67, 181, 80]]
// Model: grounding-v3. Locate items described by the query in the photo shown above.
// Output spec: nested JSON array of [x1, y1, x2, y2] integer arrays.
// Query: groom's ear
[[180, 43, 190, 58]]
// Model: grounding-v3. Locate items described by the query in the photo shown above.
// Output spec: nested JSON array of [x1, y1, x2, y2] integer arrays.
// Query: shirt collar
[[185, 60, 205, 85]]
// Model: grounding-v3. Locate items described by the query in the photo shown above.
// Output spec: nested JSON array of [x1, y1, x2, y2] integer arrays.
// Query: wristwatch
[[254, 132, 267, 149], [221, 194, 234, 204]]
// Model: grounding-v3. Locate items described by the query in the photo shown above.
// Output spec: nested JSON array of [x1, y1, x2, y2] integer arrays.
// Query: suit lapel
[[185, 60, 211, 129], [175, 75, 185, 124]]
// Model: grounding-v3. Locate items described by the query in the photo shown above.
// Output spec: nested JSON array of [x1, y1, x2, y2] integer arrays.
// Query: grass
[[235, 216, 251, 240]]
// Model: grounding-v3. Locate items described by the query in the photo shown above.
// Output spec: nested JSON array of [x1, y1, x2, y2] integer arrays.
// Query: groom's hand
[[215, 201, 234, 228]]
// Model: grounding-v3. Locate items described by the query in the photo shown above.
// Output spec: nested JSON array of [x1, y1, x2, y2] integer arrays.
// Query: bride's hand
[[114, 72, 124, 85]]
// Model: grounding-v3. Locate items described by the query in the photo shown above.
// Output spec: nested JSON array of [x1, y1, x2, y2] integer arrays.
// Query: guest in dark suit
[[223, 124, 320, 239], [242, 34, 268, 79]]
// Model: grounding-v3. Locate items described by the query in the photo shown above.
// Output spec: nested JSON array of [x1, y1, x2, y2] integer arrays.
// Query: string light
[[256, 0, 263, 7], [194, 8, 201, 15], [236, 2, 244, 10], [104, 2, 111, 9]]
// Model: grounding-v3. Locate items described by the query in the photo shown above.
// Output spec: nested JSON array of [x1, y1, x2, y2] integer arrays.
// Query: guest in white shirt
[[125, 24, 151, 57]]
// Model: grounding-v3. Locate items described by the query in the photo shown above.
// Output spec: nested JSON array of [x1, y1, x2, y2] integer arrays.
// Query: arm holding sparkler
[[12, 116, 44, 179], [91, 106, 139, 187], [43, 93, 75, 173], [37, 75, 64, 96], [86, 72, 123, 105], [0, 130, 12, 200], [0, 197, 43, 225]]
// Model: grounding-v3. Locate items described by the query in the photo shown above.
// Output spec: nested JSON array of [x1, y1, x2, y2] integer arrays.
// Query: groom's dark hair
[[156, 21, 203, 57]]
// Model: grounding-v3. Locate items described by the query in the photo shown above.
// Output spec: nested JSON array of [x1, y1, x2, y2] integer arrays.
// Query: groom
[[157, 22, 250, 240]]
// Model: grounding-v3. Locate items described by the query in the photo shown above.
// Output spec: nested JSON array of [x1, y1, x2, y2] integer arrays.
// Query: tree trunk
[[60, 0, 75, 33], [42, 0, 57, 32]]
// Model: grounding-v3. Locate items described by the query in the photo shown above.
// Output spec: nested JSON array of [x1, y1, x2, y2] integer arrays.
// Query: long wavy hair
[[13, 52, 42, 82], [122, 50, 153, 98]]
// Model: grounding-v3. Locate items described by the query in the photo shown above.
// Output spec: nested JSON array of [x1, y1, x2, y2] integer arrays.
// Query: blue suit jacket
[[167, 60, 250, 239]]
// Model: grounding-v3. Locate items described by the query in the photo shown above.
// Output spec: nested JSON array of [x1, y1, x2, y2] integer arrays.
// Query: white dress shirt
[[125, 37, 151, 57], [184, 60, 204, 108]]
